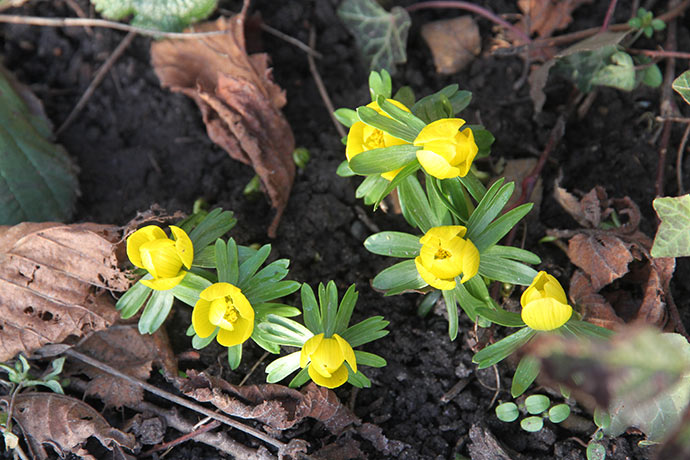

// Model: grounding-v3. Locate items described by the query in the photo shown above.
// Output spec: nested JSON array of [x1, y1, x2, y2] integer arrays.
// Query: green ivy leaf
[[337, 0, 410, 74], [0, 66, 79, 224], [91, 0, 217, 32], [673, 71, 690, 105], [651, 194, 690, 258]]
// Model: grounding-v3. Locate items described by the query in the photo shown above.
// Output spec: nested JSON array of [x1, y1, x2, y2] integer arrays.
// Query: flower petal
[[191, 299, 216, 338], [140, 271, 186, 291], [415, 256, 455, 290], [345, 122, 366, 161], [232, 291, 255, 322], [126, 226, 167, 269], [543, 275, 568, 305], [170, 226, 194, 269], [217, 318, 253, 347], [459, 239, 480, 283], [424, 226, 466, 243], [311, 337, 345, 374], [334, 334, 357, 374], [521, 298, 573, 331], [200, 282, 238, 301], [300, 333, 323, 368], [417, 149, 460, 179], [413, 118, 466, 145], [140, 239, 181, 279], [380, 167, 403, 181], [208, 298, 228, 326], [308, 363, 349, 389]]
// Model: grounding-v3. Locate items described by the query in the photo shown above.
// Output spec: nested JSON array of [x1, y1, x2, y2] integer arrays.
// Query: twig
[[600, 0, 619, 32], [64, 0, 93, 35], [676, 123, 690, 194], [0, 14, 231, 38], [488, 365, 501, 408], [405, 1, 532, 44], [628, 48, 690, 60], [63, 349, 286, 452], [57, 31, 136, 134], [657, 116, 690, 124], [239, 351, 269, 386], [307, 26, 346, 138], [142, 420, 221, 457], [260, 23, 322, 59]]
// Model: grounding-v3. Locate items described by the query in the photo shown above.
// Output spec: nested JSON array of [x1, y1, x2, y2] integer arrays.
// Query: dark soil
[[2, 0, 690, 459]]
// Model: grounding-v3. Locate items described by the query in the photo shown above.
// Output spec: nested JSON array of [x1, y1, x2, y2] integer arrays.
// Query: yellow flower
[[520, 271, 573, 331], [300, 333, 357, 389], [413, 118, 478, 179], [346, 99, 411, 181], [414, 226, 479, 290], [127, 225, 193, 290], [192, 283, 255, 347]]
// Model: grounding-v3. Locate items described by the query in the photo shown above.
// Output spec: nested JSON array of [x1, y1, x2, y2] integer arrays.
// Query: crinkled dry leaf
[[180, 370, 358, 433], [569, 269, 622, 329], [420, 16, 480, 74], [68, 325, 177, 408], [517, 0, 592, 39], [568, 233, 633, 291], [4, 393, 136, 460], [0, 222, 129, 361], [150, 6, 294, 238]]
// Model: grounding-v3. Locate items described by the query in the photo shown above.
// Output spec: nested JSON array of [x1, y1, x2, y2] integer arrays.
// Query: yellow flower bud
[[300, 333, 357, 389], [346, 99, 411, 181], [126, 225, 193, 290], [520, 271, 573, 331], [414, 226, 479, 290], [192, 283, 255, 347], [413, 118, 478, 179]]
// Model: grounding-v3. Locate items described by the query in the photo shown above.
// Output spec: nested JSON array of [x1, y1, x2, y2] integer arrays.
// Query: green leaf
[[347, 365, 371, 388], [398, 175, 440, 232], [651, 194, 690, 257], [215, 238, 239, 285], [334, 108, 358, 128], [525, 394, 550, 414], [466, 179, 512, 242], [336, 160, 356, 177], [334, 284, 359, 335], [364, 231, 421, 258], [562, 319, 614, 339], [521, 416, 544, 432], [341, 316, 389, 347], [590, 51, 635, 91], [453, 280, 487, 321], [372, 259, 427, 295], [476, 307, 525, 327], [495, 402, 519, 422], [548, 404, 571, 423], [227, 344, 242, 370], [245, 280, 300, 305], [456, 171, 487, 202], [368, 70, 392, 100], [393, 86, 415, 108], [91, 0, 217, 32], [288, 366, 311, 388], [319, 281, 338, 337], [250, 327, 280, 354], [354, 350, 387, 367], [478, 252, 538, 286], [170, 271, 212, 307], [642, 64, 663, 88], [192, 330, 217, 349], [238, 244, 271, 286], [376, 95, 426, 133], [243, 259, 290, 293], [472, 327, 537, 369], [472, 203, 533, 252], [138, 289, 174, 334], [483, 245, 541, 264], [512, 355, 541, 397], [427, 177, 467, 223], [337, 0, 410, 74], [0, 67, 79, 224], [442, 289, 459, 340], [587, 442, 607, 460], [254, 303, 300, 319], [116, 277, 152, 319], [357, 106, 417, 142], [301, 283, 322, 333], [259, 315, 313, 347], [412, 85, 472, 123], [468, 125, 495, 158], [265, 351, 301, 383], [188, 208, 237, 253], [349, 144, 420, 175], [372, 160, 421, 209]]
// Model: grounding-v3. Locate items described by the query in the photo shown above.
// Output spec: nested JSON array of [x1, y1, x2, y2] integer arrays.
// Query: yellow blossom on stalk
[[520, 271, 573, 331], [414, 226, 479, 291], [413, 118, 478, 179], [192, 283, 255, 347], [300, 333, 357, 389], [127, 225, 193, 290], [346, 99, 411, 181]]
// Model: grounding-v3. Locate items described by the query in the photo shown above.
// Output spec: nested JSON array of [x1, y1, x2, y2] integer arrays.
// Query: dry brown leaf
[[150, 5, 295, 238], [421, 16, 480, 74], [0, 222, 129, 361], [180, 370, 358, 433], [568, 233, 633, 291], [569, 269, 622, 329], [68, 325, 177, 408], [517, 0, 592, 39], [5, 393, 136, 459]]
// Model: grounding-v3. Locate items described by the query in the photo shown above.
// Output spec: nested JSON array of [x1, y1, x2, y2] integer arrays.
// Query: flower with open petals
[[413, 118, 478, 179], [521, 271, 573, 331], [127, 225, 193, 290], [346, 99, 411, 181], [414, 226, 479, 290], [300, 333, 357, 389], [192, 283, 255, 347]]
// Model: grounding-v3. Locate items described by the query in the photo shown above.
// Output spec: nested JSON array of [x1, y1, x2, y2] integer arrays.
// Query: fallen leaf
[[0, 222, 129, 361], [150, 2, 295, 238], [651, 194, 690, 258], [568, 233, 633, 291], [420, 16, 480, 74], [500, 158, 542, 215], [5, 393, 136, 459], [569, 269, 622, 330], [517, 0, 593, 38], [68, 325, 177, 408], [180, 370, 358, 433]]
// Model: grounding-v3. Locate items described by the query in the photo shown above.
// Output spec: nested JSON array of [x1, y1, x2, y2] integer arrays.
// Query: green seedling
[[495, 394, 571, 433]]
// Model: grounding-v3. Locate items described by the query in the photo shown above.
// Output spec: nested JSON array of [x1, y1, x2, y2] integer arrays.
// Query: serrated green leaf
[[512, 355, 541, 397], [652, 194, 690, 257], [349, 144, 420, 175], [337, 0, 410, 74], [372, 259, 427, 295], [364, 231, 421, 258], [0, 67, 79, 224], [91, 0, 218, 32]]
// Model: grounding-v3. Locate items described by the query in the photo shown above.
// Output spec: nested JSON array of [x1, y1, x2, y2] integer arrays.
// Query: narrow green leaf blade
[[364, 231, 421, 258], [138, 289, 174, 334], [349, 145, 420, 175], [472, 328, 537, 368], [511, 355, 541, 397], [398, 175, 440, 232], [372, 259, 427, 295]]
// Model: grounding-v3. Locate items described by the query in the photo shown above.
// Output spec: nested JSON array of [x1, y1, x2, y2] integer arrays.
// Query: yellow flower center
[[363, 128, 385, 150], [434, 248, 451, 260], [209, 296, 242, 331]]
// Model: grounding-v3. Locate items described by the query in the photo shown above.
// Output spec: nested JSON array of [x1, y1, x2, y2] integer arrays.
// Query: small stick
[[0, 14, 231, 38], [628, 48, 690, 60], [260, 23, 322, 59], [657, 116, 690, 123], [141, 420, 221, 457], [307, 26, 346, 138], [600, 0, 619, 32], [57, 31, 136, 134], [239, 351, 269, 386], [63, 349, 286, 452], [64, 0, 93, 35], [676, 123, 690, 194]]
